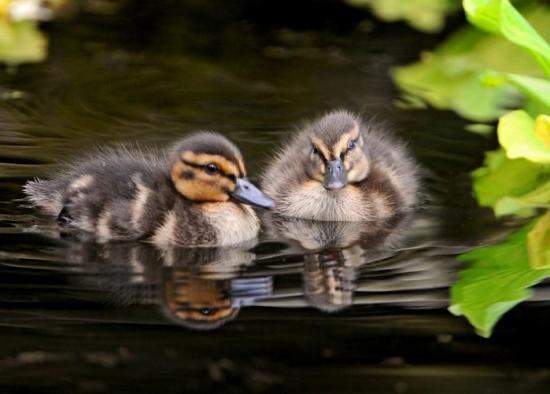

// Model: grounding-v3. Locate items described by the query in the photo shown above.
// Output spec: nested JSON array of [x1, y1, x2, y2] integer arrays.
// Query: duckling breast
[[199, 202, 260, 246], [273, 181, 370, 221]]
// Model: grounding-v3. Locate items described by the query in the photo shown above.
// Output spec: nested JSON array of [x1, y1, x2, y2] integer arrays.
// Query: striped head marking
[[170, 132, 274, 208], [306, 111, 369, 190]]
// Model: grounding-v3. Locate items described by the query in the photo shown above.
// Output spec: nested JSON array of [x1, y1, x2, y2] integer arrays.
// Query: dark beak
[[230, 178, 275, 209], [324, 159, 347, 191]]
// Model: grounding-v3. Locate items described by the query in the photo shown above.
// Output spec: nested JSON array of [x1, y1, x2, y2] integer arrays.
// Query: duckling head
[[170, 132, 274, 209], [304, 110, 369, 191]]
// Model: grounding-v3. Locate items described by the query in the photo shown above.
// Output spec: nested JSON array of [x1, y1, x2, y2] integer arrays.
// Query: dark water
[[1, 1, 549, 393]]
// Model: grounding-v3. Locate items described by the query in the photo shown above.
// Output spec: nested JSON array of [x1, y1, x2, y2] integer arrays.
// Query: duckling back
[[25, 147, 180, 241]]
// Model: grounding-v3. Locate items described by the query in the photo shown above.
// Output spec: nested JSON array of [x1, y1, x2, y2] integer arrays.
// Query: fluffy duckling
[[261, 110, 420, 221], [24, 132, 274, 247]]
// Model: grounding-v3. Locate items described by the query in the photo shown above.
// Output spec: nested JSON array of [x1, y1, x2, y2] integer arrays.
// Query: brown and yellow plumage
[[24, 132, 273, 247]]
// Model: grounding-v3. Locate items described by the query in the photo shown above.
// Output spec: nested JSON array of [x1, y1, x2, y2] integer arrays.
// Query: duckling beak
[[324, 159, 347, 191], [230, 178, 275, 209]]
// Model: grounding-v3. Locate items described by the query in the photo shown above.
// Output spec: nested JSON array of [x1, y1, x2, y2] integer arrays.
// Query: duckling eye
[[348, 140, 357, 150], [312, 146, 319, 155], [204, 163, 219, 175]]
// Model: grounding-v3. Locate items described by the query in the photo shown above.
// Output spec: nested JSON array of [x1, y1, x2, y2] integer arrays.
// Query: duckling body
[[261, 110, 420, 221], [24, 132, 273, 247]]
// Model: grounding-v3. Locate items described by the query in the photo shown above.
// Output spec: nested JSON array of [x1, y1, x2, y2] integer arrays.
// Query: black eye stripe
[[180, 159, 237, 182], [312, 145, 330, 163]]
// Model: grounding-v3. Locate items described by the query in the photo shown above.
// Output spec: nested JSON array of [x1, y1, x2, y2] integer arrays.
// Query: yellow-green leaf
[[472, 149, 550, 208], [528, 210, 550, 269], [451, 221, 550, 337], [463, 0, 550, 77], [494, 181, 550, 216], [347, 0, 459, 33], [482, 72, 550, 114], [0, 19, 46, 65], [536, 114, 550, 149], [498, 110, 550, 163], [393, 5, 550, 122]]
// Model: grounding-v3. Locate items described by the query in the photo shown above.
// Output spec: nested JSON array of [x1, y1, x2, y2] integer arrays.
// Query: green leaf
[[450, 221, 550, 337], [528, 210, 550, 269], [536, 114, 550, 148], [393, 5, 550, 121], [0, 20, 47, 65], [498, 110, 550, 163], [494, 181, 550, 216], [463, 0, 550, 77], [482, 72, 550, 114], [347, 0, 459, 33], [472, 149, 550, 210], [394, 54, 510, 121]]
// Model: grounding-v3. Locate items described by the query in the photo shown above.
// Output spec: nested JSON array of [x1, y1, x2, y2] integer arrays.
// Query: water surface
[[1, 2, 549, 393]]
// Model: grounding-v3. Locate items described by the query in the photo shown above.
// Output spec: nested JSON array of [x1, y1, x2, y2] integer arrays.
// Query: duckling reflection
[[303, 248, 358, 312], [159, 245, 272, 330], [65, 241, 272, 330], [263, 213, 410, 312], [162, 263, 238, 330]]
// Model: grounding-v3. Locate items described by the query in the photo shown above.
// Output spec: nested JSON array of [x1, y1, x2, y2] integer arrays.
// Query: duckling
[[261, 110, 420, 221], [23, 132, 274, 247]]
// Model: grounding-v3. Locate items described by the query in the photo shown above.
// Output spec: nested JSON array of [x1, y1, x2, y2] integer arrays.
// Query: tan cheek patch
[[171, 161, 233, 202], [343, 155, 352, 171], [181, 178, 231, 202], [309, 161, 325, 183], [347, 154, 369, 183]]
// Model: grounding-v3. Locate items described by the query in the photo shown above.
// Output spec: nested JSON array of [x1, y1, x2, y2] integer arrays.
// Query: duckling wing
[[24, 147, 170, 240], [362, 127, 421, 211]]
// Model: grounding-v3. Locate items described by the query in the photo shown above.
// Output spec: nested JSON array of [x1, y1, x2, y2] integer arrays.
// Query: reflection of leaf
[[347, 0, 459, 33], [472, 149, 550, 213], [463, 0, 550, 77], [0, 19, 47, 65], [498, 110, 550, 163], [450, 221, 550, 337], [393, 5, 550, 121], [528, 210, 550, 269]]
